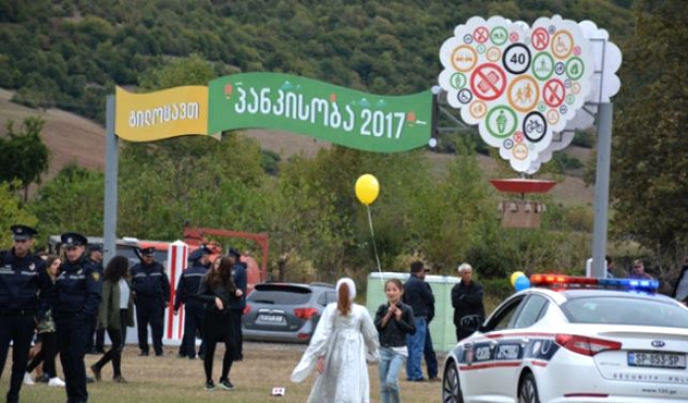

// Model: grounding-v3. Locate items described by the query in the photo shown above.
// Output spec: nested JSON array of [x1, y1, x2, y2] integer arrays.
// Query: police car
[[442, 275, 688, 403]]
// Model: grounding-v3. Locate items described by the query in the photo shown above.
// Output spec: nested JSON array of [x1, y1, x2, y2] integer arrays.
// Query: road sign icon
[[555, 62, 565, 75], [566, 57, 585, 80], [477, 44, 486, 54], [509, 32, 519, 42], [470, 63, 507, 101], [559, 104, 568, 114], [546, 109, 559, 125], [543, 79, 566, 108], [523, 111, 547, 143], [474, 26, 489, 43], [513, 144, 528, 160], [532, 52, 554, 81], [551, 30, 574, 59], [451, 45, 478, 72], [531, 28, 550, 51], [469, 101, 487, 119], [486, 106, 517, 139], [507, 75, 539, 112], [463, 34, 473, 44], [450, 73, 467, 89], [457, 89, 473, 104], [573, 45, 581, 56], [503, 139, 514, 149], [486, 47, 501, 62], [491, 27, 508, 45], [566, 94, 575, 105], [503, 44, 531, 75], [514, 131, 525, 143], [571, 82, 581, 95]]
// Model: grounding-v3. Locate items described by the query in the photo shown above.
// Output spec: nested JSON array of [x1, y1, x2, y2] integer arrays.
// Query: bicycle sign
[[438, 14, 595, 172]]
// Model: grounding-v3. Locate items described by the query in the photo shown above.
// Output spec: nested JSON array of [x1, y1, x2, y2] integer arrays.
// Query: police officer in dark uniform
[[174, 245, 211, 360], [53, 232, 102, 403], [85, 244, 105, 355], [0, 225, 51, 403], [130, 247, 170, 357], [227, 248, 247, 361]]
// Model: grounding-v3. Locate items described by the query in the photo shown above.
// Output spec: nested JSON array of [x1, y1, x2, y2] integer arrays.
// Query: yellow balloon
[[355, 174, 380, 206], [510, 271, 526, 287]]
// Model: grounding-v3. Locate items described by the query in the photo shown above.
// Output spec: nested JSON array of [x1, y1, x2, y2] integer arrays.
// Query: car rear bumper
[[242, 328, 311, 344], [547, 396, 688, 403]]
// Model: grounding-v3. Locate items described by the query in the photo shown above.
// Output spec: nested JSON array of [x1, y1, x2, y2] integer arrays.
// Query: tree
[[0, 181, 38, 249], [0, 116, 50, 200], [611, 0, 688, 278]]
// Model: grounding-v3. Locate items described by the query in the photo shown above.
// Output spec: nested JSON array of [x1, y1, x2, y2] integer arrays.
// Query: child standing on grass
[[375, 279, 416, 403]]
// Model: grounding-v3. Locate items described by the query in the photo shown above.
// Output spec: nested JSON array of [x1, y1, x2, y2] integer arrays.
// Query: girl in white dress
[[291, 278, 380, 403]]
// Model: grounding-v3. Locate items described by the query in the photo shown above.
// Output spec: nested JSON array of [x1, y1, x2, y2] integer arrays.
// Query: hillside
[[0, 88, 593, 205]]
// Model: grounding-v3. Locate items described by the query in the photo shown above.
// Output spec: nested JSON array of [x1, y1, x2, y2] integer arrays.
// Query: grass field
[[6, 342, 443, 403]]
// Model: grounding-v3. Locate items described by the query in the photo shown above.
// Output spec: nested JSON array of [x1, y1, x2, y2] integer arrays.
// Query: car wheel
[[442, 360, 464, 403], [518, 372, 540, 403]]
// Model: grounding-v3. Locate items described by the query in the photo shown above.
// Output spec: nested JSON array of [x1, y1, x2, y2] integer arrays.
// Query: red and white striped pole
[[164, 240, 188, 343]]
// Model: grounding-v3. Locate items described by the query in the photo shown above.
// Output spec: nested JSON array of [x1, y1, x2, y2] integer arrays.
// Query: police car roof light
[[531, 274, 659, 293]]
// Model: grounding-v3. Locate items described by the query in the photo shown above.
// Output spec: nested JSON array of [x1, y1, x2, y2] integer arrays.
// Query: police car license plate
[[258, 314, 285, 325], [628, 352, 686, 369]]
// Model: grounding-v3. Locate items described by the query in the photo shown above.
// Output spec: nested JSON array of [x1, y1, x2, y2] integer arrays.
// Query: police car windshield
[[561, 296, 688, 328]]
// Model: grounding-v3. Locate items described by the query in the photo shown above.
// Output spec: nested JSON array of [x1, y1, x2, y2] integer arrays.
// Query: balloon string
[[367, 205, 384, 287]]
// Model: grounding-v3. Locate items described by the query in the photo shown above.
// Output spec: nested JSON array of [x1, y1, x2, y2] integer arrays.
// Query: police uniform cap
[[11, 224, 38, 241], [141, 246, 156, 256], [61, 232, 88, 247], [188, 244, 211, 262], [227, 247, 241, 258], [89, 244, 103, 253]]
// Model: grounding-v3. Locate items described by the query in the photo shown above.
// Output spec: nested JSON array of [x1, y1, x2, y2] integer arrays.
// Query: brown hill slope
[[0, 90, 592, 205]]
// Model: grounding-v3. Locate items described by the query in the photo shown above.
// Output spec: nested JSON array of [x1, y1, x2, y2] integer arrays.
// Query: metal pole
[[103, 95, 118, 265], [591, 102, 613, 278]]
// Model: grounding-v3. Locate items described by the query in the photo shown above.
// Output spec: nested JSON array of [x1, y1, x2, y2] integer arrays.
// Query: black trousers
[[27, 332, 58, 378], [85, 321, 104, 352], [202, 310, 235, 382], [56, 313, 90, 403], [0, 315, 35, 403], [95, 328, 105, 352], [231, 309, 243, 360], [94, 309, 128, 377], [181, 301, 204, 358], [135, 298, 163, 354]]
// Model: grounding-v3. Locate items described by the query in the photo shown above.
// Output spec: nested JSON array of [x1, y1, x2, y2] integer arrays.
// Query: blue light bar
[[598, 278, 660, 291]]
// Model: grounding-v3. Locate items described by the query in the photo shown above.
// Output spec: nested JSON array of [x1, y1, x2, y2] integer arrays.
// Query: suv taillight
[[243, 305, 251, 315], [294, 308, 318, 320], [555, 334, 622, 356]]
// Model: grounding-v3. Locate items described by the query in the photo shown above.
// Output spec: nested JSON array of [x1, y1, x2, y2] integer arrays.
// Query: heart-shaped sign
[[439, 15, 594, 173]]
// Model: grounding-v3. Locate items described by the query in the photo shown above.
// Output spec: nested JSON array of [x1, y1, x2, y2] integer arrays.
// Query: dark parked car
[[242, 282, 337, 343]]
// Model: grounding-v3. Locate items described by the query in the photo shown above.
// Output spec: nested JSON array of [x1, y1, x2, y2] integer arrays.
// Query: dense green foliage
[[0, 117, 50, 199], [0, 0, 633, 123], [611, 0, 688, 281]]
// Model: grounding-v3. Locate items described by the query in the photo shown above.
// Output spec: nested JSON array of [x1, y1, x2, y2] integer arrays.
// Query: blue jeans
[[424, 327, 438, 379], [379, 347, 405, 403], [405, 317, 427, 380]]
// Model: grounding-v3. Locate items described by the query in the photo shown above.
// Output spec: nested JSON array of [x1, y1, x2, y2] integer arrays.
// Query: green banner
[[208, 73, 433, 153]]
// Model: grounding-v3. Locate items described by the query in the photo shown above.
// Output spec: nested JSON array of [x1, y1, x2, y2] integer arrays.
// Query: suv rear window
[[248, 285, 312, 305], [562, 296, 688, 328]]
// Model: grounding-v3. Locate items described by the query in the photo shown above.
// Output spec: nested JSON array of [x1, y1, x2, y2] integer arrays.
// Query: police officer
[[227, 248, 246, 361], [0, 225, 51, 403], [85, 244, 105, 355], [130, 247, 169, 357], [174, 245, 211, 360], [53, 232, 102, 403]]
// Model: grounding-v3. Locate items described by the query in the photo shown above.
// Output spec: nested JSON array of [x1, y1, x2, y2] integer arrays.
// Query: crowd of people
[[0, 221, 669, 403], [0, 224, 248, 403]]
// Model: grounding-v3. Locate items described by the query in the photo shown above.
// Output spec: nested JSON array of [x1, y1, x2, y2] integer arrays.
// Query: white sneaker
[[48, 377, 66, 387], [23, 372, 34, 386]]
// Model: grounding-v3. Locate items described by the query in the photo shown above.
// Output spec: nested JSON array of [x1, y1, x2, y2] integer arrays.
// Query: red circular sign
[[531, 28, 550, 51], [470, 63, 507, 101], [543, 79, 566, 108], [474, 26, 489, 44]]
